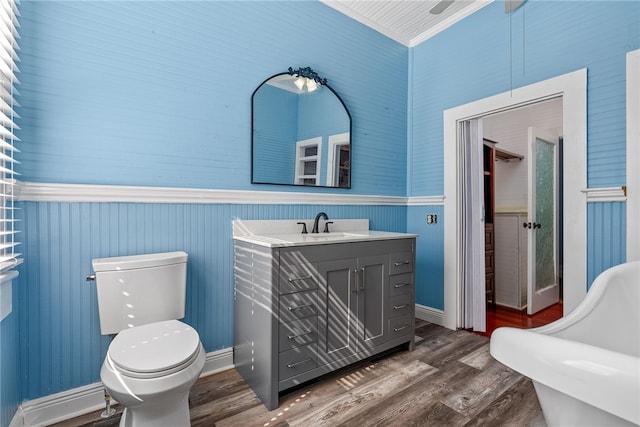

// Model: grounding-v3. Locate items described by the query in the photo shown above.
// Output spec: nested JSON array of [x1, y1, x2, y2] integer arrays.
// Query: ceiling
[[321, 0, 494, 47]]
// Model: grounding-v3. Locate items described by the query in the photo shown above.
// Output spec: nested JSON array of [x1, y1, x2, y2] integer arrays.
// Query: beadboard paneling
[[407, 205, 444, 310], [16, 201, 406, 400], [587, 201, 627, 289]]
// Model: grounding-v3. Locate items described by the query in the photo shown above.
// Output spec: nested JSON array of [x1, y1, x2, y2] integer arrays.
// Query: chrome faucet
[[312, 212, 329, 233]]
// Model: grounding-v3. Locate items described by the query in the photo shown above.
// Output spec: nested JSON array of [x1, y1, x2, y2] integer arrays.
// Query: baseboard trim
[[415, 304, 445, 327], [16, 347, 234, 427]]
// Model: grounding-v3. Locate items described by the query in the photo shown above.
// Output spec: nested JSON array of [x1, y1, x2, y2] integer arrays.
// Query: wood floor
[[477, 302, 563, 337], [51, 320, 546, 427]]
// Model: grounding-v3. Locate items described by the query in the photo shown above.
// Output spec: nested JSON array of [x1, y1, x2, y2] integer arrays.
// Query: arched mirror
[[252, 67, 351, 188]]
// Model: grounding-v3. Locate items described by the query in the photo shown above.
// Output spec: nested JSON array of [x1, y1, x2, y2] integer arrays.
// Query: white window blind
[[0, 0, 20, 274]]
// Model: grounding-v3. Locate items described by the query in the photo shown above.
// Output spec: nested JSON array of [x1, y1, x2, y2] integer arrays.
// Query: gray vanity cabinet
[[233, 237, 416, 410]]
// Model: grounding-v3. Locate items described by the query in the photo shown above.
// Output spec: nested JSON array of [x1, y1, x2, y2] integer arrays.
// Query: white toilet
[[92, 251, 205, 427]]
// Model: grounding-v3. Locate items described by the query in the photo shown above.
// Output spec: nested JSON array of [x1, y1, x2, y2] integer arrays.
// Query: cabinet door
[[317, 258, 358, 363], [358, 254, 389, 350]]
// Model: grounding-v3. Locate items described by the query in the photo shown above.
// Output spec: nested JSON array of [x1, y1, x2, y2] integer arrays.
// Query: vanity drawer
[[389, 273, 413, 297], [389, 316, 412, 339], [279, 290, 318, 322], [279, 344, 317, 380], [279, 318, 317, 352], [389, 294, 412, 319], [279, 260, 318, 295], [389, 252, 413, 275]]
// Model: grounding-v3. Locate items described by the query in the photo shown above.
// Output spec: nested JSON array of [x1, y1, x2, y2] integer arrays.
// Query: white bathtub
[[490, 261, 640, 426]]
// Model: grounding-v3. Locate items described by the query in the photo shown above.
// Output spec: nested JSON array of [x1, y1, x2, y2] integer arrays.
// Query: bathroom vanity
[[232, 219, 417, 410]]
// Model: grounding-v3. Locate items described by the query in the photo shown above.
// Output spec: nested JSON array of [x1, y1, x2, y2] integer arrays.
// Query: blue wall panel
[[408, 205, 444, 310], [16, 1, 408, 196], [17, 201, 406, 400], [587, 201, 626, 289]]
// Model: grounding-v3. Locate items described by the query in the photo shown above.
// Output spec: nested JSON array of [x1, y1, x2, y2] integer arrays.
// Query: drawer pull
[[393, 282, 410, 288], [288, 276, 312, 282], [393, 261, 411, 267], [287, 358, 312, 369], [287, 330, 313, 340], [288, 303, 312, 311], [393, 304, 408, 310], [393, 325, 409, 332]]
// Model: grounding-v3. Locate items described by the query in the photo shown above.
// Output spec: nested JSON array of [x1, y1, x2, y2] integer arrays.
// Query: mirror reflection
[[252, 67, 351, 188]]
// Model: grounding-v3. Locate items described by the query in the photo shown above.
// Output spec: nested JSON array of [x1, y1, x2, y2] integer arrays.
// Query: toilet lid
[[108, 319, 201, 376]]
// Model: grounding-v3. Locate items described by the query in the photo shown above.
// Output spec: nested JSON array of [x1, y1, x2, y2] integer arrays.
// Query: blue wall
[[17, 1, 408, 196], [408, 1, 638, 309], [10, 0, 409, 405]]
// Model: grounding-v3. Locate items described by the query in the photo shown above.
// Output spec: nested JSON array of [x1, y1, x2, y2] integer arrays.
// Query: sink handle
[[297, 222, 308, 234], [323, 221, 333, 233]]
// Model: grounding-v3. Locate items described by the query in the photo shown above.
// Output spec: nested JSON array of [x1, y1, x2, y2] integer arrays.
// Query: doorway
[[442, 69, 587, 332], [483, 99, 563, 317]]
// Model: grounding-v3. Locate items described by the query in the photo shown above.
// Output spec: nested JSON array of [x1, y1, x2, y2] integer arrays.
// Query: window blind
[[0, 0, 20, 273]]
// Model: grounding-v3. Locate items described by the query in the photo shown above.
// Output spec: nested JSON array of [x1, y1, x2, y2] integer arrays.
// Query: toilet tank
[[93, 251, 188, 335]]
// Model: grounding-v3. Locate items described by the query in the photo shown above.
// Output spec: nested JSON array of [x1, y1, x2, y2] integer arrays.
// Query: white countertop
[[232, 219, 417, 248]]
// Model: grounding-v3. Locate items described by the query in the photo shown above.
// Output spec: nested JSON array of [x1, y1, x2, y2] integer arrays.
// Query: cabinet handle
[[393, 325, 409, 332], [288, 276, 312, 282], [393, 282, 410, 288], [393, 261, 411, 267], [360, 267, 366, 290], [393, 304, 408, 310], [287, 304, 312, 311], [352, 269, 358, 293], [287, 358, 312, 369], [287, 330, 313, 340]]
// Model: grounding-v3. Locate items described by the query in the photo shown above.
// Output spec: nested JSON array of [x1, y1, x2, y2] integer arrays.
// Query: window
[[0, 0, 21, 276]]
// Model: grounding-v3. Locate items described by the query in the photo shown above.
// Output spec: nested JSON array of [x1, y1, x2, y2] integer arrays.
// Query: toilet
[[92, 251, 205, 427]]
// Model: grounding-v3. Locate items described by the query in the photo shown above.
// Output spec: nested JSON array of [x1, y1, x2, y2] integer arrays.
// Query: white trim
[[9, 408, 22, 427], [582, 187, 627, 203], [415, 304, 444, 326], [405, 195, 445, 206], [16, 181, 445, 207], [16, 347, 233, 427], [443, 69, 588, 330], [15, 181, 409, 206], [627, 49, 640, 262]]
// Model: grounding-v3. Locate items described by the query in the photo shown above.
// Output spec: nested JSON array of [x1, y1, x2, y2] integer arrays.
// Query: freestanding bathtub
[[490, 260, 640, 426]]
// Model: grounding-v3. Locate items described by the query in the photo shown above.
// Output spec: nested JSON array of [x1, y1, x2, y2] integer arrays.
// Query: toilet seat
[[108, 319, 201, 379]]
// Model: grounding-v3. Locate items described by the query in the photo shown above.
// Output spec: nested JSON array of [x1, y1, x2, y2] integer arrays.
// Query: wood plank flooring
[[51, 320, 546, 427], [477, 302, 563, 337]]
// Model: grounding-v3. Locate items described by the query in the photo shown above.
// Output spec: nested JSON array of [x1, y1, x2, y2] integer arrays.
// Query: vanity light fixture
[[288, 66, 327, 93]]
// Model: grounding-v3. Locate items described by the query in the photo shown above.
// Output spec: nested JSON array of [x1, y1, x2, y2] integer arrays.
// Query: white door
[[526, 127, 560, 314]]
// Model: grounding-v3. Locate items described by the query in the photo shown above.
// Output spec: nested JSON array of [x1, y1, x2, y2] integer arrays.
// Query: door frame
[[443, 69, 587, 330]]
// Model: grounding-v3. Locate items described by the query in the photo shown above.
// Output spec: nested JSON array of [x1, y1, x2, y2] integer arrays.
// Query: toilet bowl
[[100, 319, 205, 427]]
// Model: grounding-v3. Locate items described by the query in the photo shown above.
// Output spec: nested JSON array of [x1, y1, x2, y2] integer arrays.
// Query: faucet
[[312, 212, 329, 233]]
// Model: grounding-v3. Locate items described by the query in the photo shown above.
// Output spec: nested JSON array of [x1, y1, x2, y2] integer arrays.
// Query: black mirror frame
[[251, 68, 352, 189]]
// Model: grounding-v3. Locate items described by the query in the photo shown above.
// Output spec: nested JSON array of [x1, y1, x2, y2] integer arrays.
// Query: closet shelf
[[495, 148, 524, 162]]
